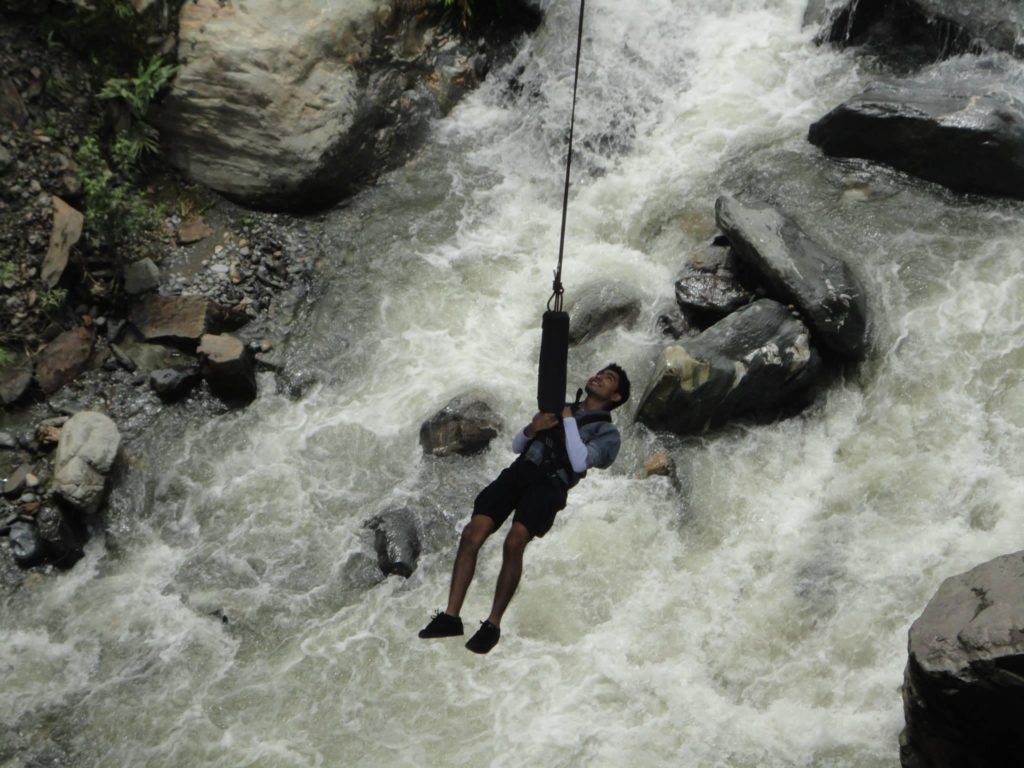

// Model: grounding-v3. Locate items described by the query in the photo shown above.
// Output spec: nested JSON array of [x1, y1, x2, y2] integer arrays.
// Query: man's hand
[[524, 412, 559, 438]]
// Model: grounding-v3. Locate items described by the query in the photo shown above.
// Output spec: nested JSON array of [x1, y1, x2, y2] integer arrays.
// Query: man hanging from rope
[[418, 364, 630, 653]]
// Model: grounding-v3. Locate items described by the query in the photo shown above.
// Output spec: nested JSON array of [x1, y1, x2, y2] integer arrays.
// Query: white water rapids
[[5, 1, 1024, 766]]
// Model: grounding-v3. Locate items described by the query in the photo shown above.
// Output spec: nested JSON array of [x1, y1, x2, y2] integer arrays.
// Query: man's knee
[[461, 515, 495, 549], [503, 523, 532, 556]]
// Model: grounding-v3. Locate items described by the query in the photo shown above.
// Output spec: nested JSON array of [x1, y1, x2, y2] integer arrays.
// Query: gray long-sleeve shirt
[[511, 407, 621, 486]]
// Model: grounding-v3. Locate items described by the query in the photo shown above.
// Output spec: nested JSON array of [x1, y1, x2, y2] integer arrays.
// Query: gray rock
[[674, 238, 753, 324], [197, 334, 257, 406], [901, 550, 1024, 768], [108, 343, 138, 372], [636, 299, 822, 434], [52, 411, 121, 515], [568, 282, 643, 345], [366, 508, 421, 578], [715, 195, 869, 360], [809, 65, 1024, 200], [149, 367, 201, 403], [0, 431, 16, 450], [419, 395, 502, 457], [0, 77, 28, 127], [123, 258, 161, 295], [36, 505, 84, 568], [815, 0, 1023, 58], [2, 464, 32, 498], [155, 0, 538, 210], [9, 521, 43, 566], [0, 362, 33, 406]]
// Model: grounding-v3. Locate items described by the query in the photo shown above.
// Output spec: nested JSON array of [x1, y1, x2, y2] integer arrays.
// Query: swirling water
[[5, 1, 1024, 766]]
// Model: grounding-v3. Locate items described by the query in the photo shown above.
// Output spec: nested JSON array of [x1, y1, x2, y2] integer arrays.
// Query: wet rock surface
[[420, 395, 503, 457], [901, 550, 1024, 768], [568, 282, 643, 345], [673, 236, 754, 327], [636, 299, 822, 434], [366, 508, 422, 578], [811, 0, 1024, 64], [715, 195, 869, 359]]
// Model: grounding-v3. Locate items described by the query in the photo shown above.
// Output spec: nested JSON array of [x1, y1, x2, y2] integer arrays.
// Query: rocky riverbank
[[0, 9, 326, 589]]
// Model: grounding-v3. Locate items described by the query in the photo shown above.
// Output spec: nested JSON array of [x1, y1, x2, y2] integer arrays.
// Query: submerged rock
[[420, 395, 502, 457], [149, 367, 201, 403], [809, 77, 1024, 201], [8, 520, 43, 566], [715, 195, 869, 360], [366, 508, 421, 578], [568, 283, 643, 344], [636, 299, 822, 434], [901, 550, 1024, 767]]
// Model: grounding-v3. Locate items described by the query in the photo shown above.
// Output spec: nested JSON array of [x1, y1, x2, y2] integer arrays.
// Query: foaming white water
[[5, 1, 1024, 766]]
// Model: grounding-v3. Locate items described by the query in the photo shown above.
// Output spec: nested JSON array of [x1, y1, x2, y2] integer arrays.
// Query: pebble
[[210, 264, 229, 274]]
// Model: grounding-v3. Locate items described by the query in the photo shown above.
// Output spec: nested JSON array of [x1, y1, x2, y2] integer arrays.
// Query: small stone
[[177, 217, 214, 244], [124, 258, 161, 295], [0, 431, 17, 450], [24, 474, 39, 488], [3, 464, 32, 498], [641, 451, 675, 479]]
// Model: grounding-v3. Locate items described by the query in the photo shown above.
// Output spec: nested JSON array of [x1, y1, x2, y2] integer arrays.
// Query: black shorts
[[472, 459, 568, 538]]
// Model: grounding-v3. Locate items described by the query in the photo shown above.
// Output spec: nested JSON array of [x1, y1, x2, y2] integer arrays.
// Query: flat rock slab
[[35, 327, 95, 395], [42, 197, 83, 288], [131, 295, 247, 345], [809, 79, 1024, 200], [901, 550, 1024, 767], [715, 195, 869, 360]]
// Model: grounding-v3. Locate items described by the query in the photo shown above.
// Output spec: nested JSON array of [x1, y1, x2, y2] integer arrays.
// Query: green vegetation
[[444, 0, 474, 24], [76, 136, 164, 253], [38, 288, 68, 311], [0, 348, 13, 369], [0, 261, 17, 284], [100, 55, 177, 165]]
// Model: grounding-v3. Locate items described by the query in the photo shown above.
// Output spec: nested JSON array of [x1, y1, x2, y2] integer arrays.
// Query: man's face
[[586, 368, 622, 405]]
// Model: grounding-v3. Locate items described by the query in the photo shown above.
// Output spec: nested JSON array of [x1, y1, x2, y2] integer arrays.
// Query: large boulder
[[809, 73, 1024, 201], [420, 395, 502, 457], [52, 411, 121, 515], [813, 0, 1024, 58], [636, 299, 822, 434], [155, 0, 540, 210], [901, 550, 1024, 768], [715, 195, 869, 360]]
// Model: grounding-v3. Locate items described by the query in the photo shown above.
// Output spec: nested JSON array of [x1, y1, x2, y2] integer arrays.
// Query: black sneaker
[[465, 620, 500, 654], [418, 611, 464, 638]]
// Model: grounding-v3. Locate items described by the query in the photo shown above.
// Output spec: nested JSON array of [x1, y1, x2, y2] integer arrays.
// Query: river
[[4, 1, 1024, 766]]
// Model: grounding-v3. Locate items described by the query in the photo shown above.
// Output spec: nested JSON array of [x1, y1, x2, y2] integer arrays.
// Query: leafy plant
[[0, 261, 17, 283], [38, 288, 68, 310], [76, 136, 164, 252], [99, 55, 176, 122], [0, 348, 13, 369], [99, 55, 176, 167]]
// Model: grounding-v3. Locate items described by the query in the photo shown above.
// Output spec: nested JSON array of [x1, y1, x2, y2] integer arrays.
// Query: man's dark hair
[[603, 363, 630, 410]]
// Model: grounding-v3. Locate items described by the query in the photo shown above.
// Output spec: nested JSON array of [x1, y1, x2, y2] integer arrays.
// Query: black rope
[[548, 0, 587, 313]]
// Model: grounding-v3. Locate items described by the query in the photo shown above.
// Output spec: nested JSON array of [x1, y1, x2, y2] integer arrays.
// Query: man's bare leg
[[486, 521, 533, 627], [445, 514, 496, 618]]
